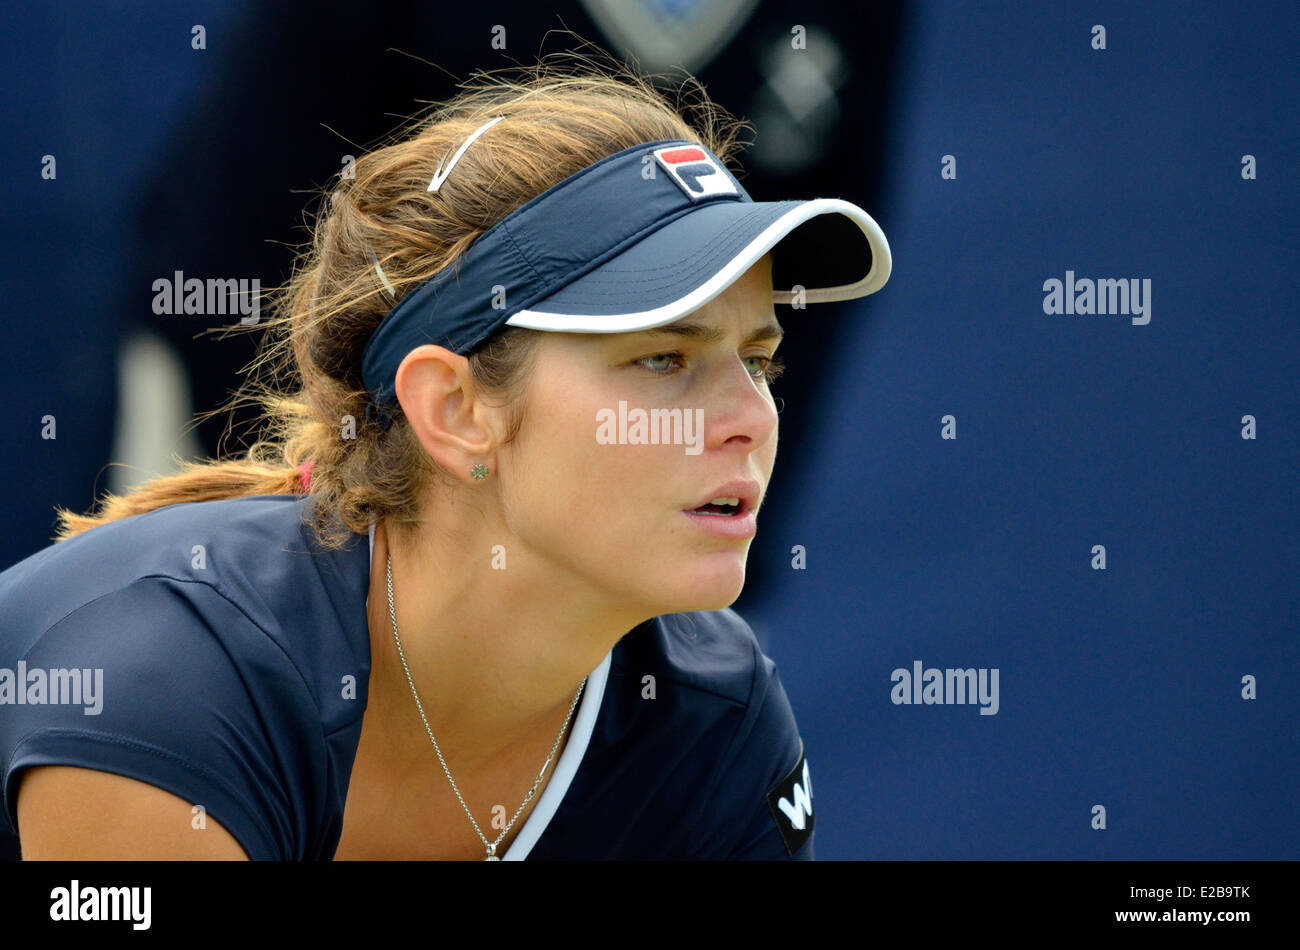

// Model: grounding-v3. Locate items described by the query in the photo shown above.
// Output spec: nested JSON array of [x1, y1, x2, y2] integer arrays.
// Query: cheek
[[505, 405, 684, 555], [764, 420, 779, 466], [504, 403, 637, 532]]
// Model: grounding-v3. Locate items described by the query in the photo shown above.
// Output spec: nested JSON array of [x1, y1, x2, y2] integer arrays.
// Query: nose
[[699, 354, 779, 451]]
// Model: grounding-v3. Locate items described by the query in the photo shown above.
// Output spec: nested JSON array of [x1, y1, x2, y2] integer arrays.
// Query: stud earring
[[470, 463, 489, 480]]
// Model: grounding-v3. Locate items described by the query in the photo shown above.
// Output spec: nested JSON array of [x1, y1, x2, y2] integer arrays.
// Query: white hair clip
[[365, 247, 398, 302], [428, 115, 506, 193], [366, 116, 505, 306]]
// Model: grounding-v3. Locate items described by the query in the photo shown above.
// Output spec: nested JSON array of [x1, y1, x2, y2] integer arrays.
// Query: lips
[[686, 480, 761, 516], [682, 500, 758, 540]]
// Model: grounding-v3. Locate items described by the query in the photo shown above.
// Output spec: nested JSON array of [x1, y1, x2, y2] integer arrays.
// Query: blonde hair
[[54, 49, 751, 551]]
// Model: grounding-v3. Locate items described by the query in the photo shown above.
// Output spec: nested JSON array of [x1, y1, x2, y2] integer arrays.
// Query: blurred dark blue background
[[1, 0, 1295, 859]]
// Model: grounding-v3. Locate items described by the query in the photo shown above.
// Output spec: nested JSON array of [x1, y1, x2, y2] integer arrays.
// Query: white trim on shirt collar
[[503, 649, 610, 859]]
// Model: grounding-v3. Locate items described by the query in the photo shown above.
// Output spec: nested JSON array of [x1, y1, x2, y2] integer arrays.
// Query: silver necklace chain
[[386, 552, 586, 860]]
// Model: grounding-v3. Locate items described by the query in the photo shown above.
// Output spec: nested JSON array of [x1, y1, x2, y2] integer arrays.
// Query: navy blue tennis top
[[0, 494, 814, 860]]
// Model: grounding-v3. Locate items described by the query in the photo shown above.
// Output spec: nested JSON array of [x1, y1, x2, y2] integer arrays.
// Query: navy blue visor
[[360, 138, 891, 427]]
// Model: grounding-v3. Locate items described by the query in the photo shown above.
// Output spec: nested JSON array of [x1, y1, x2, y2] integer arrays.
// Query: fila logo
[[653, 144, 739, 201], [765, 748, 815, 856]]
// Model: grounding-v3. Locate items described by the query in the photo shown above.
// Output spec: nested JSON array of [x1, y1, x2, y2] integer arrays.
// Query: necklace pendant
[[485, 853, 500, 861]]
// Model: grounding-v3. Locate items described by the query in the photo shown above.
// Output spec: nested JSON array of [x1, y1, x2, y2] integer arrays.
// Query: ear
[[394, 344, 495, 480]]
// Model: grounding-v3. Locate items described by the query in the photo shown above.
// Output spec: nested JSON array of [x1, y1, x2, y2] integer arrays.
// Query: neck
[[365, 515, 645, 775]]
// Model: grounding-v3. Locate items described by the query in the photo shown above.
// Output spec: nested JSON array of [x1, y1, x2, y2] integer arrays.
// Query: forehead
[[629, 312, 784, 343]]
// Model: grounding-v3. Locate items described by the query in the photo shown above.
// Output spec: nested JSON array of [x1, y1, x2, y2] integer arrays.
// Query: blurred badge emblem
[[579, 0, 761, 74]]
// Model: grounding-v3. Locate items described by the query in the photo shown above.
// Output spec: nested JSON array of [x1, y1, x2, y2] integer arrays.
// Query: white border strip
[[502, 649, 610, 860], [504, 197, 892, 333]]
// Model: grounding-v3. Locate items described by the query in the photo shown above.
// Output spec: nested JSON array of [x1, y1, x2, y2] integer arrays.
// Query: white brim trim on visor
[[504, 197, 891, 334]]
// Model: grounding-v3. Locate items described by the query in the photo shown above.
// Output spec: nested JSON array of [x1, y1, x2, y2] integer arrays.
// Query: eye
[[634, 351, 786, 383], [636, 352, 686, 374], [746, 354, 786, 383]]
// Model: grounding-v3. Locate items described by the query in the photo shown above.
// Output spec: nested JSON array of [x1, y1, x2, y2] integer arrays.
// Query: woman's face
[[497, 252, 782, 617]]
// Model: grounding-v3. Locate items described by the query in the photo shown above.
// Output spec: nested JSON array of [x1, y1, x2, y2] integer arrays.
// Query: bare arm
[[16, 765, 249, 860]]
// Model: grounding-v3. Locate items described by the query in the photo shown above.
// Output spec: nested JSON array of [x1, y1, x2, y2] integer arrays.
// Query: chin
[[660, 570, 747, 615], [689, 590, 743, 613]]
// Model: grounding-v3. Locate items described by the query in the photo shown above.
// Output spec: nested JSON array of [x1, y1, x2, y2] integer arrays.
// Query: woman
[[0, 58, 889, 860]]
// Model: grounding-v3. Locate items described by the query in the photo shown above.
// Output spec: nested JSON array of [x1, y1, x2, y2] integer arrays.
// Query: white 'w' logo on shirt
[[777, 759, 813, 830]]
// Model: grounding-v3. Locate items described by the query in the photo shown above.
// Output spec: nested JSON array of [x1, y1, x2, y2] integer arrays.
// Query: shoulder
[[0, 494, 363, 626], [0, 494, 370, 721], [601, 608, 813, 858], [614, 606, 768, 704], [0, 495, 371, 858]]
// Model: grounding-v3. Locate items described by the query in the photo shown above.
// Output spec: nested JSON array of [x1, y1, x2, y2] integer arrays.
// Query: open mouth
[[690, 498, 743, 516]]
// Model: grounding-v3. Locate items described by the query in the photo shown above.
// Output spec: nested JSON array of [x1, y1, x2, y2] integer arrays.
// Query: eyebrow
[[636, 319, 785, 344]]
